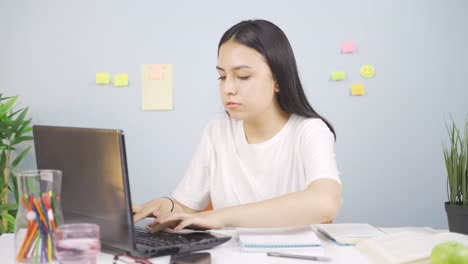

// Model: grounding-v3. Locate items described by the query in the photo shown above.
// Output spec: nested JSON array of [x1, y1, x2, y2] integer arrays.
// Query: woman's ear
[[274, 83, 280, 92]]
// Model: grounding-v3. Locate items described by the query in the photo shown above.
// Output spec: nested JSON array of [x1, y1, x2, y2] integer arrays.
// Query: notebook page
[[237, 226, 321, 247], [317, 223, 385, 238]]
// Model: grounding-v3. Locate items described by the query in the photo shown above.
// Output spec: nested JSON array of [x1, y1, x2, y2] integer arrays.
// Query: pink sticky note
[[148, 65, 163, 80], [341, 41, 356, 54]]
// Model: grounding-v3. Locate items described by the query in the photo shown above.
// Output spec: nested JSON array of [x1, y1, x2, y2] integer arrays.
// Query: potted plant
[[443, 117, 468, 235], [0, 94, 33, 234]]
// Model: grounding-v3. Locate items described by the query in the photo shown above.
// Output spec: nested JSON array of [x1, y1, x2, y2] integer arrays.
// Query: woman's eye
[[217, 76, 226, 81], [238, 76, 250, 80]]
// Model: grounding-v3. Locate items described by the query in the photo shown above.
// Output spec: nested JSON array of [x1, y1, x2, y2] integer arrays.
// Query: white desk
[[0, 229, 372, 264]]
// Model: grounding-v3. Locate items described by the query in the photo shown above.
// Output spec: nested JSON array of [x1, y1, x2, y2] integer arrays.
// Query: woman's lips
[[226, 102, 240, 108]]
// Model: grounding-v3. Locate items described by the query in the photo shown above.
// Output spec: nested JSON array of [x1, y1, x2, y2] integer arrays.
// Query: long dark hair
[[218, 19, 336, 139]]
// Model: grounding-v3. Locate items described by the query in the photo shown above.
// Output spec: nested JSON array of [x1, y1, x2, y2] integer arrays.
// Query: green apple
[[431, 241, 468, 264], [452, 245, 468, 264]]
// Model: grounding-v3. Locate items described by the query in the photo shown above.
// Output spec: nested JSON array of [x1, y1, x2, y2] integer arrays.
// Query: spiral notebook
[[237, 226, 322, 252]]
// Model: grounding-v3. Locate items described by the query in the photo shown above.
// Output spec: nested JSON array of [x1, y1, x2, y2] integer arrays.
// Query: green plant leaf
[[11, 136, 33, 146], [0, 94, 33, 232], [17, 118, 32, 137], [0, 151, 6, 187], [444, 116, 468, 205], [0, 213, 15, 226], [9, 172, 19, 205], [0, 203, 17, 211], [10, 107, 27, 132], [22, 127, 33, 134], [11, 146, 31, 168], [7, 221, 14, 233], [0, 120, 15, 137], [0, 96, 17, 116], [6, 108, 22, 121]]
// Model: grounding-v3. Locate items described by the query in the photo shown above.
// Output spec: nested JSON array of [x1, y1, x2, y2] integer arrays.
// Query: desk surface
[[0, 228, 373, 264]]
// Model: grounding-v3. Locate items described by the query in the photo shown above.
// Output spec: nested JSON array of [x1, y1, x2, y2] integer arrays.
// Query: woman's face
[[217, 40, 279, 121]]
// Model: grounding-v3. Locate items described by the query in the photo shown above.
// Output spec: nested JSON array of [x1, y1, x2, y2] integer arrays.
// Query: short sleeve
[[301, 120, 341, 186], [172, 124, 213, 211]]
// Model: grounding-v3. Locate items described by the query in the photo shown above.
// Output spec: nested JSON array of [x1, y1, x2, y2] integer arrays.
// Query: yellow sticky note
[[114, 74, 129, 87], [351, 84, 365, 96], [331, 71, 345, 81], [96, 72, 110, 84], [142, 64, 173, 110], [360, 64, 375, 78]]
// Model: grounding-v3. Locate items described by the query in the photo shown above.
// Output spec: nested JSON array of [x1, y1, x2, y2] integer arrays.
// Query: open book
[[356, 230, 468, 264], [316, 223, 386, 245], [237, 226, 322, 253]]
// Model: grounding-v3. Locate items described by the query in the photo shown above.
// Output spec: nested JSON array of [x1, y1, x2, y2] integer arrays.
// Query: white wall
[[1, 0, 467, 228]]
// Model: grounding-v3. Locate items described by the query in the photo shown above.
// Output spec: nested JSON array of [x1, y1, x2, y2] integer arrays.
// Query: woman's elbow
[[304, 179, 342, 223], [314, 191, 342, 223], [322, 197, 341, 222]]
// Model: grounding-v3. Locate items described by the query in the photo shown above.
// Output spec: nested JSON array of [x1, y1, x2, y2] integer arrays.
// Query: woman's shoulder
[[293, 114, 330, 131], [291, 114, 334, 139]]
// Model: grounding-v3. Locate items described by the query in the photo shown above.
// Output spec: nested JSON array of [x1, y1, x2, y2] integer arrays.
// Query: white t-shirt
[[173, 113, 341, 211]]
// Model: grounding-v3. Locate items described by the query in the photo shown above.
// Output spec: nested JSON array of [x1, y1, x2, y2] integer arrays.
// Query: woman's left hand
[[147, 211, 226, 233]]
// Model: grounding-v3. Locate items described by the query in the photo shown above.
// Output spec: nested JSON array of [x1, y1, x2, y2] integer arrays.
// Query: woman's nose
[[223, 78, 236, 94]]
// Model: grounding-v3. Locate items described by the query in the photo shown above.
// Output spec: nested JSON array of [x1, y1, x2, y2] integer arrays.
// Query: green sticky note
[[114, 74, 129, 87], [331, 71, 345, 81], [96, 72, 110, 84]]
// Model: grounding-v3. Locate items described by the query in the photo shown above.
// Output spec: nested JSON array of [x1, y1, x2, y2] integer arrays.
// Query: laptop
[[32, 125, 231, 257]]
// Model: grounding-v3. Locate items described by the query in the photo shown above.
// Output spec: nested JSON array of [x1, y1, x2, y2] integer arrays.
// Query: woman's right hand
[[132, 197, 182, 223]]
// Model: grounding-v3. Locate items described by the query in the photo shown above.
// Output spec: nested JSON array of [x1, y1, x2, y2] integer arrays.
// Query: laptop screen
[[33, 125, 135, 253]]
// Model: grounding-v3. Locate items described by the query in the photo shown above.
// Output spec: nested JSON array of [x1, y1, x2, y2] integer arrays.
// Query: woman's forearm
[[214, 179, 341, 228]]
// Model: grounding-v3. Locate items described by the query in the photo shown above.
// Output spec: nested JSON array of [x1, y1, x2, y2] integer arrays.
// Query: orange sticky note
[[351, 84, 365, 96], [341, 41, 356, 54]]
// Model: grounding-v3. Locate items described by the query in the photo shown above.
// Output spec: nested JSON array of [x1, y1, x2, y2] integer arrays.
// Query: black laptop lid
[[33, 125, 135, 253]]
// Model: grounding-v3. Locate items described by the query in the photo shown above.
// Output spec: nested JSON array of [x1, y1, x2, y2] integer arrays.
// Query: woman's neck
[[243, 108, 291, 144]]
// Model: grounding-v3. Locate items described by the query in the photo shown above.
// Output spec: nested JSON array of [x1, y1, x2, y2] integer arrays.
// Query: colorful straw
[[16, 192, 60, 263]]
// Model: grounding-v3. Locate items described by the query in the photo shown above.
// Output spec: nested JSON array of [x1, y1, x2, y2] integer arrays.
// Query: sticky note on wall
[[148, 65, 164, 80], [350, 84, 365, 96], [141, 64, 173, 110], [341, 41, 356, 54], [114, 74, 129, 87], [96, 73, 110, 84], [360, 64, 375, 78], [331, 71, 346, 81]]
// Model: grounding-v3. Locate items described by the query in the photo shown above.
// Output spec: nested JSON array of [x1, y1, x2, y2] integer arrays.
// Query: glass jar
[[55, 223, 101, 264], [14, 170, 63, 264]]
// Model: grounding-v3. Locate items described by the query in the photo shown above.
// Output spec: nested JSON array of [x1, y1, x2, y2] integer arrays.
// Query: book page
[[380, 227, 439, 235], [435, 232, 468, 247], [357, 231, 435, 264]]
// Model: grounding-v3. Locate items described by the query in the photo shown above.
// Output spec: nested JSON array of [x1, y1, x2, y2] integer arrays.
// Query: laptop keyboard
[[134, 228, 194, 247]]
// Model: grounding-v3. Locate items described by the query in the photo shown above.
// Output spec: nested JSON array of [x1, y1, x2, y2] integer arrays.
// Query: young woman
[[133, 19, 342, 232]]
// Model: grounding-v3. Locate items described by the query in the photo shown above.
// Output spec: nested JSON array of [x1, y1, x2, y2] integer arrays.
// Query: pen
[[267, 252, 332, 262]]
